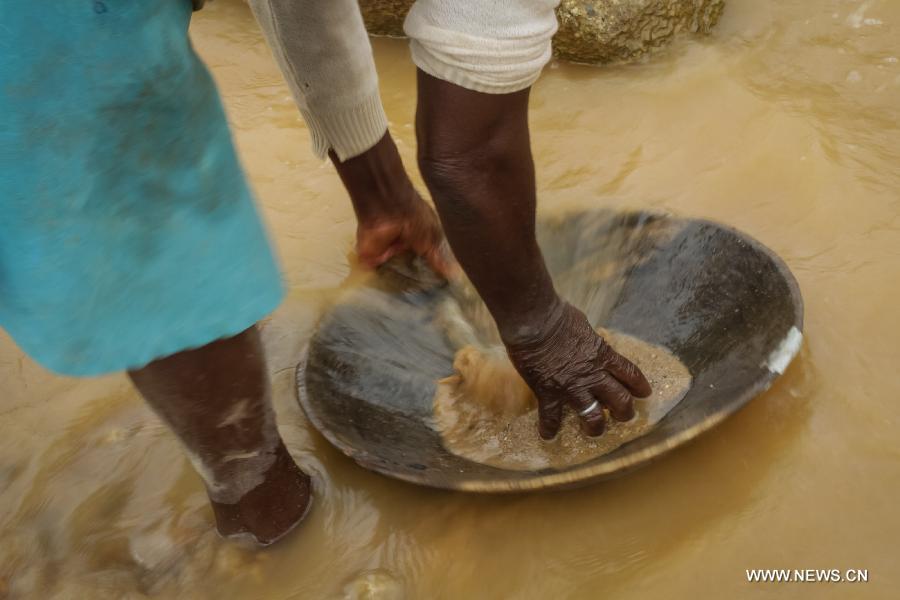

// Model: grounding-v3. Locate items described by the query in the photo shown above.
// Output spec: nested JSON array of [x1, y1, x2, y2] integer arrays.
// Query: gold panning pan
[[295, 210, 804, 492]]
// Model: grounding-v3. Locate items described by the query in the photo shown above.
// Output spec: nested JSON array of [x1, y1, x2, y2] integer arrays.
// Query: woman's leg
[[128, 326, 311, 546]]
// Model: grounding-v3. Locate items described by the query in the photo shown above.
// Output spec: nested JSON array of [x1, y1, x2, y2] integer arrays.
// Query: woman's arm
[[416, 71, 651, 439], [248, 0, 449, 274]]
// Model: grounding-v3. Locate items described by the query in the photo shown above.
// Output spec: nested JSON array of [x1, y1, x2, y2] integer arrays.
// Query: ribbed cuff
[[300, 90, 389, 161], [408, 40, 545, 95]]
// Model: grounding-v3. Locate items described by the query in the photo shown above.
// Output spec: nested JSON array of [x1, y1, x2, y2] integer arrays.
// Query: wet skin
[[128, 327, 311, 546], [414, 71, 651, 439], [127, 70, 650, 545], [330, 133, 451, 277]]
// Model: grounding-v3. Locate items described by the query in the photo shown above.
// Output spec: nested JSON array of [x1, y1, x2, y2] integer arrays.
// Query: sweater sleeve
[[248, 0, 389, 160], [404, 0, 559, 95]]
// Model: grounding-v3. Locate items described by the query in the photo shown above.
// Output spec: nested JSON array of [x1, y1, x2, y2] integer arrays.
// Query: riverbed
[[1, 0, 898, 597]]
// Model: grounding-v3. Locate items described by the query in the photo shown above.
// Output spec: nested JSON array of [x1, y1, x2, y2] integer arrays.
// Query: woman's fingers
[[356, 222, 402, 267], [505, 302, 654, 442], [590, 372, 635, 422], [602, 348, 652, 398], [536, 394, 564, 440], [355, 200, 455, 276], [566, 390, 607, 437]]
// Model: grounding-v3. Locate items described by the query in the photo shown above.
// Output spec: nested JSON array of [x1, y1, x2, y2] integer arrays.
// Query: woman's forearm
[[415, 70, 561, 342]]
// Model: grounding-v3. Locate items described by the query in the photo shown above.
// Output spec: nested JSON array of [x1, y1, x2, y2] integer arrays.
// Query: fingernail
[[586, 425, 606, 438], [540, 430, 561, 442]]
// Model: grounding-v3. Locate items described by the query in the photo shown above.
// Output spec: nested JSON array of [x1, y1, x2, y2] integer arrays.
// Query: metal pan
[[296, 210, 804, 492]]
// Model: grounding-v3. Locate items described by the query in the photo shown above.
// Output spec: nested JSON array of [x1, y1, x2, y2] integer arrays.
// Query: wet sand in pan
[[432, 330, 693, 471]]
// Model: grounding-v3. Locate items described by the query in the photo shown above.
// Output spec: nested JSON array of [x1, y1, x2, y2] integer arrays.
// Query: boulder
[[358, 0, 725, 65]]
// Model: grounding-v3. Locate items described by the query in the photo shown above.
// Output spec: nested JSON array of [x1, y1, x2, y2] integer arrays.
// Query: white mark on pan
[[765, 326, 803, 374]]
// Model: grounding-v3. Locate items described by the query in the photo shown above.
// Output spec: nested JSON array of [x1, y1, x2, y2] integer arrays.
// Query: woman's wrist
[[495, 285, 565, 347], [329, 131, 418, 223]]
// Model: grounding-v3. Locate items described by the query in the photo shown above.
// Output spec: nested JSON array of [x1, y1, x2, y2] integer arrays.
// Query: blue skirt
[[0, 1, 284, 376]]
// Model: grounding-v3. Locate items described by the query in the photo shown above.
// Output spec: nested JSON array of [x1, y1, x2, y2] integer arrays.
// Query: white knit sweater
[[248, 0, 559, 160]]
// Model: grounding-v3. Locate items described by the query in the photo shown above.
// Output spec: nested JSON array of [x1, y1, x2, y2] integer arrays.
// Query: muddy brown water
[[2, 0, 899, 597]]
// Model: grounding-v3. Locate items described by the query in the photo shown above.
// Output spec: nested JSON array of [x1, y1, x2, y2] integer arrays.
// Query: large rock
[[359, 0, 725, 65]]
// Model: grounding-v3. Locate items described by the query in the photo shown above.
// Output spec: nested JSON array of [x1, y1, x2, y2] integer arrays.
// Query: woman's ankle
[[210, 444, 312, 546]]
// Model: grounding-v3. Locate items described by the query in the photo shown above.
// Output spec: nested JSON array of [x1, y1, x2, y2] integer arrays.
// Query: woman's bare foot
[[210, 443, 312, 546], [129, 327, 313, 546]]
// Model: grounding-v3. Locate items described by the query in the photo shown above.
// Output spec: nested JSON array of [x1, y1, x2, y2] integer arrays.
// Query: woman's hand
[[505, 301, 652, 440], [354, 189, 451, 275], [331, 132, 452, 276]]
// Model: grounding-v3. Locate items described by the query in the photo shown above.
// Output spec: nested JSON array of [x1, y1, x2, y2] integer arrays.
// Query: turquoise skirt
[[0, 1, 284, 376]]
